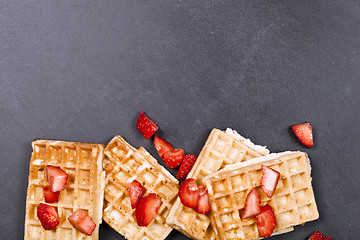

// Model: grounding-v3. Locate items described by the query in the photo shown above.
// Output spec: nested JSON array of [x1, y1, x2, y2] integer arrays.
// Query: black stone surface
[[1, 0, 359, 239]]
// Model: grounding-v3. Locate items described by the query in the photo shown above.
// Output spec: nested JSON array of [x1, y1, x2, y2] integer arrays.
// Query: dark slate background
[[1, 0, 359, 239]]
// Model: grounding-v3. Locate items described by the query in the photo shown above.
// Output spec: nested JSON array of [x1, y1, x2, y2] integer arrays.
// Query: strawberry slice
[[256, 204, 276, 238], [46, 165, 68, 192], [291, 122, 313, 148], [194, 185, 211, 214], [153, 135, 174, 157], [68, 210, 96, 236], [177, 154, 197, 179], [308, 231, 326, 240], [37, 203, 60, 230], [43, 186, 60, 203], [127, 180, 144, 209], [178, 178, 199, 208], [261, 165, 280, 198], [135, 193, 162, 227], [242, 188, 261, 219], [136, 111, 159, 140], [162, 149, 185, 168]]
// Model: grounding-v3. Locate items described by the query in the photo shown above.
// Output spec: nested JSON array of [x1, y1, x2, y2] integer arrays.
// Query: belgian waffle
[[166, 128, 270, 240], [102, 136, 179, 240], [24, 140, 105, 240], [203, 151, 319, 240]]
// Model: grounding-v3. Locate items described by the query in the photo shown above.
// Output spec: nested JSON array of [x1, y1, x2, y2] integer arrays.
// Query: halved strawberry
[[194, 185, 211, 214], [177, 154, 197, 179], [178, 178, 199, 208], [68, 210, 96, 236], [46, 165, 68, 192], [37, 203, 59, 230], [135, 193, 162, 227], [261, 165, 280, 198], [291, 122, 313, 148], [136, 111, 159, 140], [162, 149, 185, 168], [242, 188, 261, 219], [153, 135, 174, 157], [127, 180, 144, 209], [43, 186, 60, 203], [308, 231, 326, 240], [256, 204, 276, 238]]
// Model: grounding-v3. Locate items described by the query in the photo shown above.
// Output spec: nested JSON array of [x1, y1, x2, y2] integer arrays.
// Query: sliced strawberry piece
[[135, 193, 162, 227], [291, 122, 313, 148], [261, 165, 280, 198], [256, 204, 276, 238], [136, 111, 159, 140], [46, 165, 68, 192], [68, 210, 96, 236], [194, 185, 211, 214], [308, 231, 326, 240], [127, 180, 144, 209], [153, 135, 174, 157], [43, 186, 60, 203], [242, 188, 261, 219], [162, 149, 185, 168], [37, 203, 59, 230], [177, 154, 197, 179], [178, 178, 199, 208]]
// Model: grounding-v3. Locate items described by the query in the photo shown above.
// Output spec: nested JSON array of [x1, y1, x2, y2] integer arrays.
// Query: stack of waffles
[[24, 140, 105, 240], [166, 128, 270, 239], [166, 128, 319, 240], [24, 127, 319, 240]]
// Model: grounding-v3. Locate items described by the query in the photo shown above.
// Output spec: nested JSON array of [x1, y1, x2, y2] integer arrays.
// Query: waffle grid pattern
[[203, 152, 319, 240], [102, 136, 179, 240], [166, 129, 269, 240], [24, 140, 105, 240]]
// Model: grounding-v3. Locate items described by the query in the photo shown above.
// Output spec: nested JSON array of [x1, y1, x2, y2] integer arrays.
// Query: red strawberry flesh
[[178, 178, 199, 208], [46, 165, 68, 192], [261, 165, 280, 198], [194, 185, 211, 214], [162, 148, 185, 168], [177, 154, 197, 179], [135, 193, 162, 227], [324, 237, 332, 240], [153, 135, 174, 157], [127, 180, 144, 209], [308, 230, 326, 240], [136, 111, 159, 140], [291, 122, 313, 148], [256, 204, 276, 238], [242, 188, 261, 219], [68, 210, 96, 236], [37, 203, 60, 230], [43, 186, 60, 203]]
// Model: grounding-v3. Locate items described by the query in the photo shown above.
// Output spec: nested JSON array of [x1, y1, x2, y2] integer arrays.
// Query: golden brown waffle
[[166, 128, 270, 240], [102, 136, 179, 240], [24, 140, 105, 240], [203, 151, 319, 240]]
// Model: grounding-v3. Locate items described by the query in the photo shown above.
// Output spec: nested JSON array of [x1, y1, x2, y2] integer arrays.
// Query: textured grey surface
[[1, 0, 360, 239]]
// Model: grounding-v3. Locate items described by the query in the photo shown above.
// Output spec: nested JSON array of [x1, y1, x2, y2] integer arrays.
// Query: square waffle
[[24, 140, 105, 240], [102, 136, 179, 240], [166, 128, 270, 240], [203, 151, 319, 240]]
